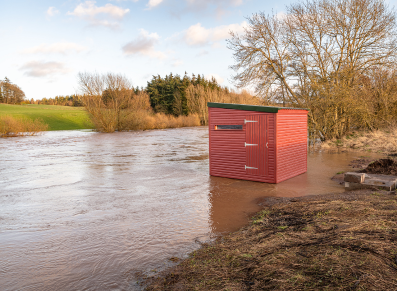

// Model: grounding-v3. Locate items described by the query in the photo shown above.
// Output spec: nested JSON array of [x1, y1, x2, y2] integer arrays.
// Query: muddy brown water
[[0, 127, 382, 290]]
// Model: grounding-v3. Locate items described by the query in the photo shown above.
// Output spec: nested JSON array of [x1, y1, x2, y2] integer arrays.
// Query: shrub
[[0, 116, 48, 137], [123, 111, 200, 131]]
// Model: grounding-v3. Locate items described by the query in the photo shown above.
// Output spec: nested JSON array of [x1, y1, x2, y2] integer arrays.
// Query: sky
[[1, 0, 396, 100]]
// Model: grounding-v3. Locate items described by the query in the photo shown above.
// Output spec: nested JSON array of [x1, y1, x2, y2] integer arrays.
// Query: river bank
[[322, 127, 397, 155], [145, 189, 397, 290], [145, 157, 397, 290]]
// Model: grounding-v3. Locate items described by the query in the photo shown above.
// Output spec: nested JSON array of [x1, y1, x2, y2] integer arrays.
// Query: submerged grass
[[322, 127, 397, 154], [0, 115, 48, 137], [146, 190, 397, 290], [0, 104, 93, 130]]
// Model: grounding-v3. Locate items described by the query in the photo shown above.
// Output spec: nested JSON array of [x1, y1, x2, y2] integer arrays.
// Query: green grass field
[[0, 104, 94, 130]]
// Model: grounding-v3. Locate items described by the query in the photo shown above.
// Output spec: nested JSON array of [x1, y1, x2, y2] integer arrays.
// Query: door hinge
[[245, 142, 258, 147], [245, 165, 258, 170], [244, 119, 258, 124]]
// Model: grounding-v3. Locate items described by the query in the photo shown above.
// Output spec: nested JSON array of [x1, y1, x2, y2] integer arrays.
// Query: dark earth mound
[[360, 158, 397, 175]]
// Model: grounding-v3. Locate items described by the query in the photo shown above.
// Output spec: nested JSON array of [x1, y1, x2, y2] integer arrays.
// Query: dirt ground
[[145, 159, 397, 290]]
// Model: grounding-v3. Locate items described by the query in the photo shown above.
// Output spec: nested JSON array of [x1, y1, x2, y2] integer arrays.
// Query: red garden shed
[[208, 102, 309, 183]]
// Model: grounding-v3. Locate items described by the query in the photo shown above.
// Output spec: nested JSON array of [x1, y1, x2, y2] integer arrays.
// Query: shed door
[[245, 115, 265, 176]]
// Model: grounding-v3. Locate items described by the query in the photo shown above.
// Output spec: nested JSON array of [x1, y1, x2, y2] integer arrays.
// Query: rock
[[344, 172, 366, 183]]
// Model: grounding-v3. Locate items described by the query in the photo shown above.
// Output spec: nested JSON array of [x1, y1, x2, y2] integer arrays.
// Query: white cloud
[[20, 42, 88, 55], [46, 7, 59, 17], [196, 49, 209, 57], [179, 0, 245, 17], [68, 1, 130, 29], [70, 1, 129, 18], [147, 0, 163, 9], [172, 60, 183, 67], [184, 23, 210, 46], [205, 73, 224, 84], [276, 12, 287, 20], [185, 0, 244, 9], [20, 61, 71, 77], [183, 21, 247, 46], [122, 29, 167, 59]]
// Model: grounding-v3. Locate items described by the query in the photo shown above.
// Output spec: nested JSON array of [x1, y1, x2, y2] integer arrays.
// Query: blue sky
[[1, 0, 395, 100]]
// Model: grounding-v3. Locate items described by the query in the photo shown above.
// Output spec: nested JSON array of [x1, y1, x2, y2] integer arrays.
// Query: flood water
[[0, 127, 381, 290]]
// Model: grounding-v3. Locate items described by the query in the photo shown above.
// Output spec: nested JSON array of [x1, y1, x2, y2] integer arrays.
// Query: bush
[[123, 111, 200, 131], [0, 116, 48, 137]]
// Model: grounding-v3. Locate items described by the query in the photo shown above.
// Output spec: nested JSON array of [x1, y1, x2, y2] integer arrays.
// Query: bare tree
[[228, 0, 397, 140], [78, 72, 135, 132]]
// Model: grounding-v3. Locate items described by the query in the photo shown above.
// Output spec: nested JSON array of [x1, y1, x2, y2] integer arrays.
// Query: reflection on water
[[207, 151, 376, 234], [0, 128, 380, 290]]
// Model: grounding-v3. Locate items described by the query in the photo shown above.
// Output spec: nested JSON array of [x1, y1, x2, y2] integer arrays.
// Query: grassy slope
[[0, 104, 93, 130]]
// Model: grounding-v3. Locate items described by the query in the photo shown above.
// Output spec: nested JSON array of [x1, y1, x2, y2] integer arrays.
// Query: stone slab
[[345, 174, 397, 191], [344, 172, 365, 183]]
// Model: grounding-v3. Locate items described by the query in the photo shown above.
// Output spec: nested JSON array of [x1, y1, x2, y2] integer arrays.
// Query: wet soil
[[360, 158, 397, 175], [146, 190, 397, 290], [348, 158, 377, 170]]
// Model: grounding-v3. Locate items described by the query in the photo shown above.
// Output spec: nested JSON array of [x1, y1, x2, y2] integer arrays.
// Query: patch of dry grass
[[0, 115, 48, 137], [123, 111, 200, 131], [322, 127, 397, 154], [146, 190, 397, 290]]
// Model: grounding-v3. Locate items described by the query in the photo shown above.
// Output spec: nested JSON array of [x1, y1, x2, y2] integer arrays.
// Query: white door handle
[[266, 142, 268, 148], [245, 142, 258, 147], [245, 165, 258, 170]]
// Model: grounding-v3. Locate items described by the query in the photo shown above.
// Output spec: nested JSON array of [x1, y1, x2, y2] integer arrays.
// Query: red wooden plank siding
[[208, 107, 276, 183], [275, 109, 308, 183]]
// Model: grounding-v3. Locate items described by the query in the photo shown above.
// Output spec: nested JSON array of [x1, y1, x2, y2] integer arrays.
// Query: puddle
[[0, 127, 382, 290]]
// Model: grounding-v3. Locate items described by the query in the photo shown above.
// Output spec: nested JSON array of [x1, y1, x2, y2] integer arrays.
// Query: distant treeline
[[34, 95, 84, 107], [0, 77, 84, 107]]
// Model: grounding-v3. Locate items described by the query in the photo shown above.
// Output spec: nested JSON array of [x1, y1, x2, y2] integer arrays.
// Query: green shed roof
[[207, 102, 309, 113]]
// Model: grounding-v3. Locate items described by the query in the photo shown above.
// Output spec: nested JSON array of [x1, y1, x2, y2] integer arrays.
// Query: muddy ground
[[145, 159, 397, 290]]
